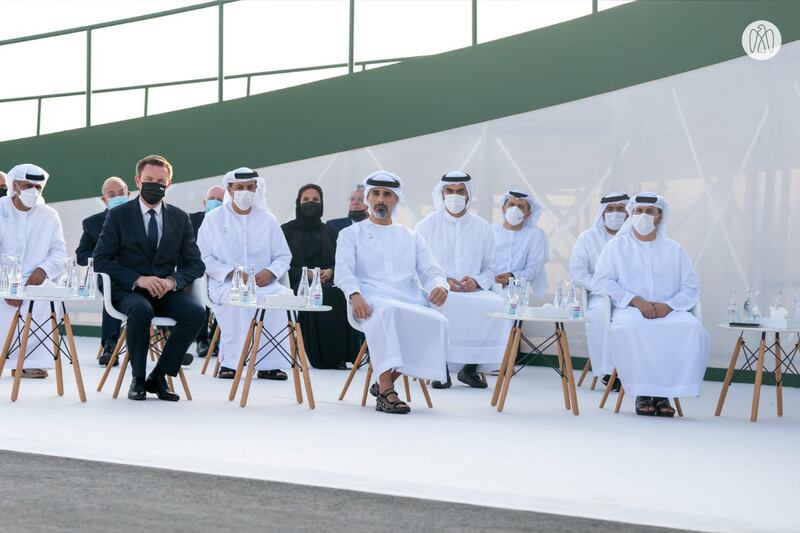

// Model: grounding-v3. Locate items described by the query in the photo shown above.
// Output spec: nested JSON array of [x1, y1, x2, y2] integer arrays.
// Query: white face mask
[[632, 213, 656, 236], [504, 206, 525, 226], [18, 187, 41, 208], [233, 190, 256, 211], [604, 211, 626, 231], [443, 193, 466, 215]]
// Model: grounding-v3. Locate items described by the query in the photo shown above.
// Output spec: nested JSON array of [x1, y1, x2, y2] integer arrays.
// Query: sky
[[0, 0, 632, 141]]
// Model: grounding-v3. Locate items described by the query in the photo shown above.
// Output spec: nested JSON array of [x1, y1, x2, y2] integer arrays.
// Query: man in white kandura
[[197, 167, 293, 381], [335, 171, 450, 414], [568, 192, 629, 391], [0, 164, 66, 379], [415, 171, 508, 390], [592, 192, 708, 417], [493, 189, 549, 298]]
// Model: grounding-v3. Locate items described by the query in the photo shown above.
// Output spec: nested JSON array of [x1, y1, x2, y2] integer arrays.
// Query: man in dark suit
[[75, 176, 129, 366], [94, 155, 206, 401], [188, 185, 224, 359], [326, 184, 368, 237]]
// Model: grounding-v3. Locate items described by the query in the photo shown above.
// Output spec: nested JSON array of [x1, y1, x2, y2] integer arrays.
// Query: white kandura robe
[[492, 223, 549, 299], [569, 225, 614, 377], [0, 196, 66, 369], [592, 233, 709, 397], [416, 211, 508, 367], [334, 220, 449, 382], [197, 204, 292, 371]]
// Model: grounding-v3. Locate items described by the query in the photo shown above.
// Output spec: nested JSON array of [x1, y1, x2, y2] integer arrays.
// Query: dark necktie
[[147, 209, 158, 257]]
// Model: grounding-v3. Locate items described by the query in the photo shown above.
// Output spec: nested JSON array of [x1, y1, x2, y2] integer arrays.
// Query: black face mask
[[348, 209, 368, 222], [0, 187, 7, 198], [298, 201, 323, 220], [139, 182, 166, 205]]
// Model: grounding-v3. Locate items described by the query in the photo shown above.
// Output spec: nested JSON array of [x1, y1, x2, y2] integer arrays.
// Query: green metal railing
[[0, 0, 602, 138]]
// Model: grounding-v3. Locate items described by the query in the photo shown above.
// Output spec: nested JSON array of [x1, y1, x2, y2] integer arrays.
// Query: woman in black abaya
[[281, 184, 361, 369]]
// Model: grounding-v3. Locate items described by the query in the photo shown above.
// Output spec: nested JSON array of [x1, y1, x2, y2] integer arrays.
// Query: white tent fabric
[[52, 40, 800, 369]]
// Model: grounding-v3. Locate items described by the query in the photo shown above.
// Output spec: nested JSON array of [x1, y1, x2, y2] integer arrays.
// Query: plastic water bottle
[[742, 290, 754, 321], [569, 285, 582, 319], [517, 277, 529, 309], [751, 291, 761, 320], [229, 264, 242, 303], [9, 256, 22, 297], [508, 279, 519, 317], [774, 289, 784, 310], [727, 289, 737, 322], [794, 291, 800, 319], [244, 264, 257, 304], [297, 266, 309, 299], [554, 280, 565, 309], [65, 258, 78, 298], [309, 267, 323, 307], [85, 257, 96, 298], [0, 257, 9, 296]]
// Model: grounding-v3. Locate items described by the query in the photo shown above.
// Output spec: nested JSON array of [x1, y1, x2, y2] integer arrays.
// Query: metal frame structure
[[0, 0, 603, 137]]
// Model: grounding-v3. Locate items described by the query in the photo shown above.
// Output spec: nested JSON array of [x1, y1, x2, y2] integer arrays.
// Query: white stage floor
[[1, 336, 797, 532]]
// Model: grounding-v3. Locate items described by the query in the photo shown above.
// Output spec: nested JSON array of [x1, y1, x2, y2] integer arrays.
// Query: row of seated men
[[0, 157, 707, 416]]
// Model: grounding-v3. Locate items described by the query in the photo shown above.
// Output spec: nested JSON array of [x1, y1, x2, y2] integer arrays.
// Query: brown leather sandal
[[376, 388, 410, 414]]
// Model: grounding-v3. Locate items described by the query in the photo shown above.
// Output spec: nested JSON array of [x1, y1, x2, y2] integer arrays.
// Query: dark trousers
[[101, 308, 122, 349], [114, 289, 205, 379]]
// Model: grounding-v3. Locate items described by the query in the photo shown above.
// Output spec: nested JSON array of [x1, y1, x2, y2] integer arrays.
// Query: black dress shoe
[[145, 373, 180, 401], [128, 378, 146, 400], [182, 353, 194, 366], [99, 348, 119, 367], [257, 369, 288, 381], [457, 369, 488, 389], [196, 340, 210, 358]]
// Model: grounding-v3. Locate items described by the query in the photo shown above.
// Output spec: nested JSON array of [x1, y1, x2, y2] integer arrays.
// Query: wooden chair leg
[[10, 311, 34, 402], [715, 336, 743, 416], [240, 318, 265, 408], [577, 358, 591, 387], [112, 353, 130, 399], [178, 368, 192, 401], [750, 333, 767, 423], [0, 309, 20, 378], [293, 322, 315, 409], [213, 359, 221, 378], [361, 361, 373, 407], [51, 311, 64, 397], [674, 397, 683, 417], [96, 343, 103, 360], [599, 368, 617, 409], [590, 376, 598, 390], [200, 325, 220, 375], [614, 386, 625, 413], [418, 378, 433, 408], [289, 319, 303, 404], [559, 328, 580, 416], [497, 327, 523, 413], [491, 326, 517, 407], [229, 318, 256, 401], [403, 375, 411, 402], [166, 375, 175, 392], [339, 341, 366, 401], [97, 329, 126, 392], [62, 310, 87, 402]]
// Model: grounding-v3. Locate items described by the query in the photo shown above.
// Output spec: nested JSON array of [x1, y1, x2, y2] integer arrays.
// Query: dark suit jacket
[[75, 209, 108, 266], [326, 217, 352, 237], [93, 198, 205, 294], [189, 211, 204, 239]]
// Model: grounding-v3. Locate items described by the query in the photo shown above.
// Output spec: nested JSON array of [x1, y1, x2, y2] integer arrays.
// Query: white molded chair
[[96, 273, 193, 400], [599, 295, 702, 416], [337, 299, 432, 408], [191, 275, 222, 377]]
